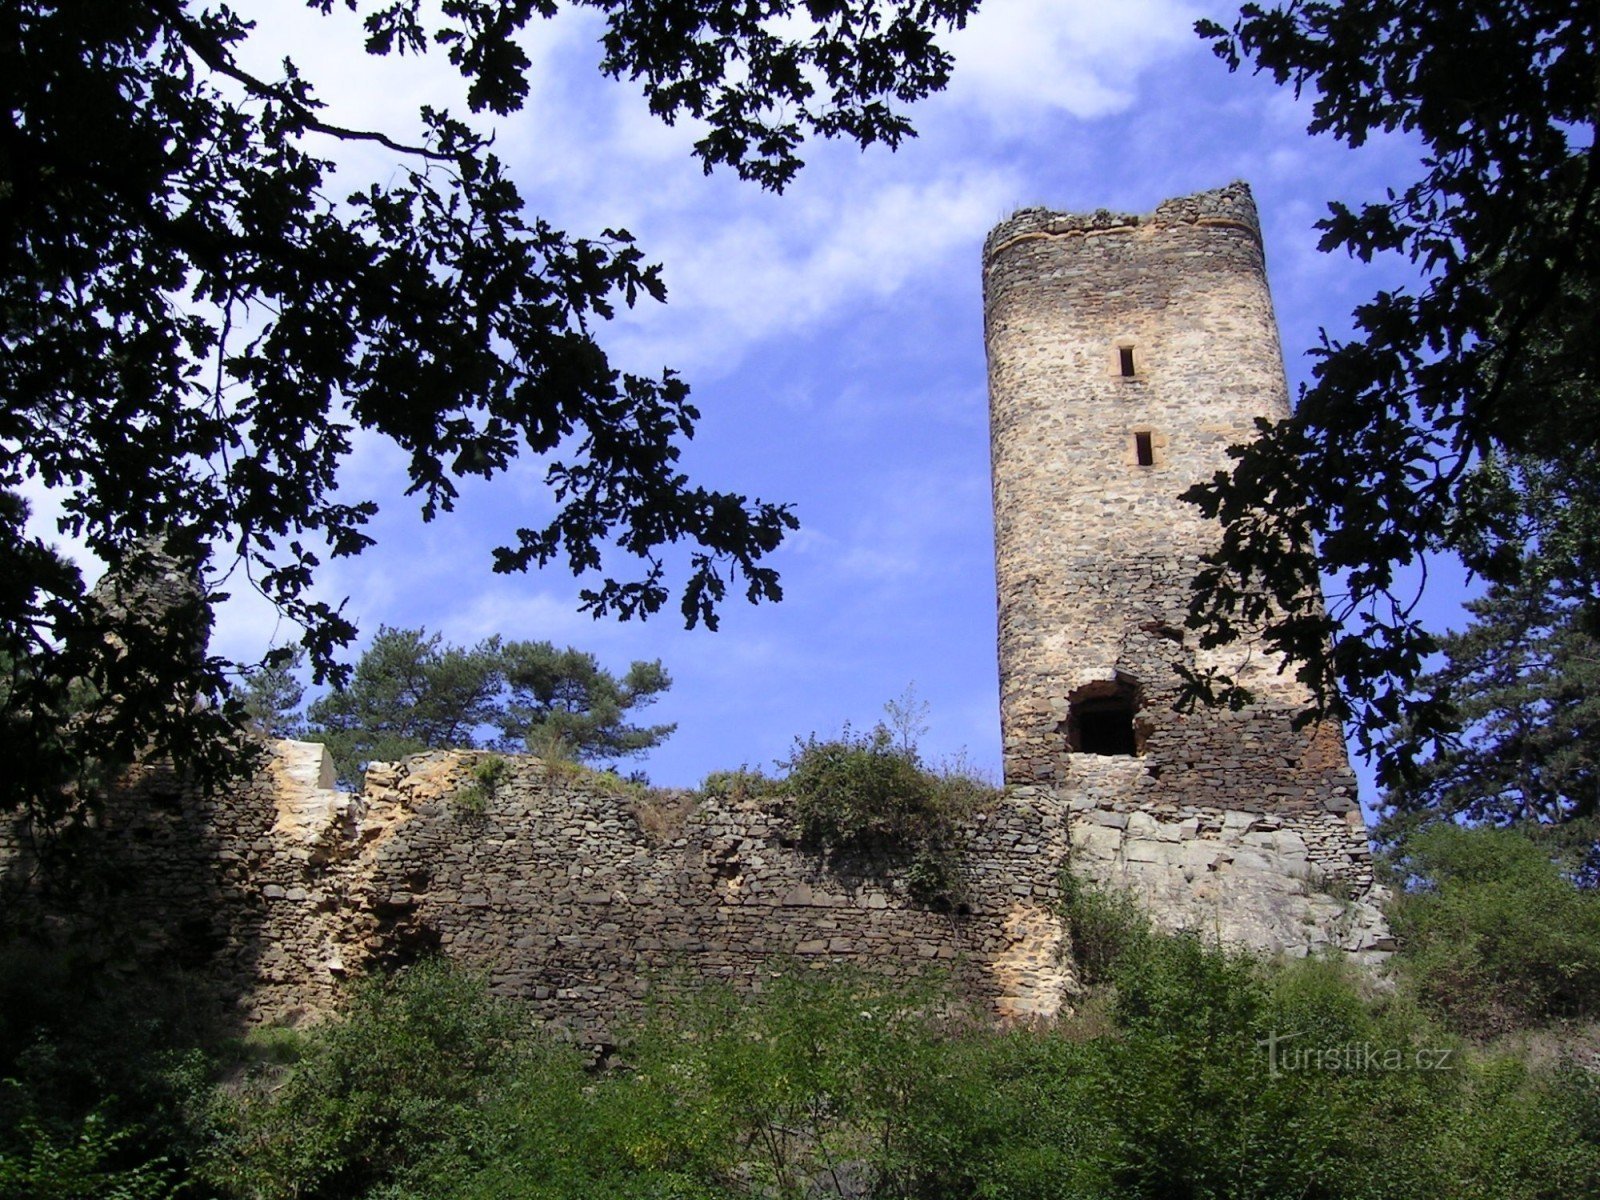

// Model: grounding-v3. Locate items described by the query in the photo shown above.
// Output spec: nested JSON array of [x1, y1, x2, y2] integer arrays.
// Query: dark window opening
[[1064, 679, 1146, 757], [1135, 431, 1154, 466], [1074, 699, 1138, 755], [1119, 346, 1136, 377]]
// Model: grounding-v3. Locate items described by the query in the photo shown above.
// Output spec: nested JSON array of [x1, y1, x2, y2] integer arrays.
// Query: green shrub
[[180, 951, 1600, 1200], [697, 767, 780, 804], [784, 725, 993, 906], [402, 968, 954, 1200], [615, 969, 953, 1200], [0, 941, 220, 1189], [454, 753, 511, 817], [1386, 824, 1600, 1036], [0, 1102, 177, 1200], [1430, 1055, 1600, 1199], [1057, 871, 1150, 987], [202, 958, 549, 1200]]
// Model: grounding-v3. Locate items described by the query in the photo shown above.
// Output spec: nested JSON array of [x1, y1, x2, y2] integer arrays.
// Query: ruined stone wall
[[982, 184, 1387, 950], [1, 733, 1388, 1038], [2, 742, 1075, 1039]]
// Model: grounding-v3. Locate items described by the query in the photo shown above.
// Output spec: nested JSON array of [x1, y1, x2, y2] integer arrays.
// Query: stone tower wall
[[984, 184, 1357, 816], [983, 184, 1383, 934]]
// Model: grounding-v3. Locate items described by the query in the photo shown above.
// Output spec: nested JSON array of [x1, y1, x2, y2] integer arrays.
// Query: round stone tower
[[983, 183, 1360, 829]]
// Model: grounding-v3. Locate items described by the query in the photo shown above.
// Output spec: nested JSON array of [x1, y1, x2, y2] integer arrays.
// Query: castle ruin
[[1, 185, 1390, 1039], [984, 183, 1387, 952]]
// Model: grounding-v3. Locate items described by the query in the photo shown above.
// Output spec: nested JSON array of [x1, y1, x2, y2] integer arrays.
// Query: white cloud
[[607, 167, 1017, 375], [942, 0, 1201, 126]]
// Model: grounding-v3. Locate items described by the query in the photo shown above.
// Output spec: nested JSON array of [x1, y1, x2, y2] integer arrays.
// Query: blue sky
[[33, 1, 1471, 802]]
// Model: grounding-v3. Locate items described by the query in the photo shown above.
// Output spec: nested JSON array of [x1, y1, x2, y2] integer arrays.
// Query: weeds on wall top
[[783, 724, 995, 908], [453, 754, 511, 819]]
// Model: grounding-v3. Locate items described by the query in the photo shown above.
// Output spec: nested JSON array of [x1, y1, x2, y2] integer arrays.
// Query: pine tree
[[300, 627, 673, 786], [1384, 575, 1600, 873]]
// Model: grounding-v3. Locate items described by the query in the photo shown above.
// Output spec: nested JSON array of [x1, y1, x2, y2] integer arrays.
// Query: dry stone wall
[[3, 741, 1075, 1039]]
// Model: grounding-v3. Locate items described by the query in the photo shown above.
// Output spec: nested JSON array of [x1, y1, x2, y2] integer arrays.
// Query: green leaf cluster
[[10, 884, 1600, 1200], [4, 0, 985, 819], [201, 959, 549, 1200], [1381, 512, 1600, 870], [291, 626, 674, 786], [783, 725, 994, 907], [197, 935, 1600, 1200], [1187, 2, 1600, 785]]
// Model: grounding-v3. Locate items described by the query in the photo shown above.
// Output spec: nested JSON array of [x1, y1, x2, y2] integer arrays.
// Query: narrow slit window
[[1118, 346, 1136, 377], [1135, 431, 1154, 466]]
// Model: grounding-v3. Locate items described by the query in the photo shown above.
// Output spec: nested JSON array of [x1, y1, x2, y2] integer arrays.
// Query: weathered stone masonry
[[984, 183, 1387, 955], [2, 741, 1072, 1038], [1, 184, 1391, 1037]]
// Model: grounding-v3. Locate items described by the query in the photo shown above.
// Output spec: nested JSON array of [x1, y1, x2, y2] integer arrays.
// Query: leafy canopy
[[1187, 0, 1600, 786], [2, 0, 982, 820], [301, 625, 675, 784]]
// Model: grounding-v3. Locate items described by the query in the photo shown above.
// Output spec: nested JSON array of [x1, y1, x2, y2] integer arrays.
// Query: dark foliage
[[3, 0, 984, 821], [300, 625, 675, 784], [1186, 1, 1600, 786], [1382, 561, 1600, 871]]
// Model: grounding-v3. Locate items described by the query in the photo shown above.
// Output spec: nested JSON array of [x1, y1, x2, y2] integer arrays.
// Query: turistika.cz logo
[[1257, 1030, 1455, 1078]]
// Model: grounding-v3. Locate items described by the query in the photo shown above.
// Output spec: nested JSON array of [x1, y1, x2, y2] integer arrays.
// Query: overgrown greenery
[[1057, 868, 1150, 988], [1186, 2, 1600, 787], [783, 725, 995, 907], [247, 627, 675, 786], [0, 941, 219, 1200], [201, 960, 544, 1200], [11, 862, 1600, 1200], [1384, 823, 1600, 1038], [453, 755, 510, 819]]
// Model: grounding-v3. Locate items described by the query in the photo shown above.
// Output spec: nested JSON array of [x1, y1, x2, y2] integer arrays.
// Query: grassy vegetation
[[5, 827, 1600, 1199]]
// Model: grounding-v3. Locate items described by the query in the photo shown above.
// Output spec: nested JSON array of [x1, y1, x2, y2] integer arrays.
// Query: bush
[[784, 725, 993, 906], [697, 767, 780, 805], [173, 952, 1600, 1200], [202, 958, 552, 1200], [453, 754, 510, 818], [398, 968, 955, 1200], [0, 940, 219, 1191], [1057, 872, 1150, 987], [0, 1103, 177, 1200], [1385, 824, 1600, 1036]]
